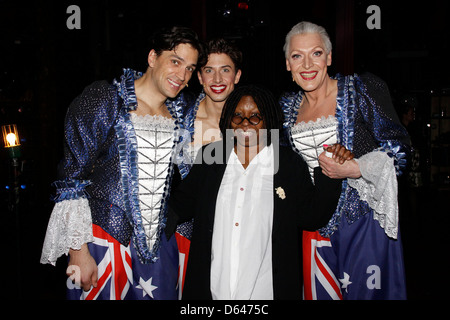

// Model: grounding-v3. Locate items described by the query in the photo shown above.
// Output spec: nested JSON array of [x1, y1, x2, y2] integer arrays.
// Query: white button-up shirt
[[211, 145, 274, 300]]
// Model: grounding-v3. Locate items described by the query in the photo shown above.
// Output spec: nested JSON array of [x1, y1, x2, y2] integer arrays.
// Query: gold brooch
[[275, 187, 286, 200]]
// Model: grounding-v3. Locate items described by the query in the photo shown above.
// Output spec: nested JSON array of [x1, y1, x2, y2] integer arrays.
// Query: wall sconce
[[2, 124, 21, 158]]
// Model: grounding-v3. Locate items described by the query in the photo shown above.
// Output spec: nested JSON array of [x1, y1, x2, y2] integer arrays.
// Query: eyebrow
[[290, 46, 325, 53], [170, 53, 197, 68], [202, 64, 233, 69]]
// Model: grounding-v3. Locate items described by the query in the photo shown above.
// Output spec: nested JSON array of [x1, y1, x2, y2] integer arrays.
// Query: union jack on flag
[[67, 224, 178, 300], [302, 212, 407, 300], [302, 230, 343, 300], [175, 232, 191, 299]]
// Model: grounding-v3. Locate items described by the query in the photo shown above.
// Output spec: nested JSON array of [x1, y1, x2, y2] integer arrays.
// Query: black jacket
[[166, 140, 342, 300]]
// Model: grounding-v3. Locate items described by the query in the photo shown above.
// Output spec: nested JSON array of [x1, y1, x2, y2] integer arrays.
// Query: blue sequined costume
[[174, 91, 205, 241], [41, 69, 192, 299], [280, 73, 411, 300]]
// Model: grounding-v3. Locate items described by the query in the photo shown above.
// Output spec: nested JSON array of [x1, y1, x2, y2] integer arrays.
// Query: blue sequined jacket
[[53, 69, 190, 263], [280, 73, 411, 237], [176, 90, 206, 180]]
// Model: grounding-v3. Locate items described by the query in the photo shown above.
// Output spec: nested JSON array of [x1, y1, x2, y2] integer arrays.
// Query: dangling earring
[[292, 76, 295, 82], [186, 83, 189, 88]]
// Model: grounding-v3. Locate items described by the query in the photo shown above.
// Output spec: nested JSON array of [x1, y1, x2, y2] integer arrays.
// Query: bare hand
[[67, 244, 98, 292], [319, 151, 361, 179]]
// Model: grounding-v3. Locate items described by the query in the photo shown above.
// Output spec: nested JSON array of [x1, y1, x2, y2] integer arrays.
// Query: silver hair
[[283, 21, 332, 58]]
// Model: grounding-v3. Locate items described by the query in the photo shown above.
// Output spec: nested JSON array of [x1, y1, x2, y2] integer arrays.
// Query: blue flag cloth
[[67, 224, 178, 300], [303, 212, 407, 300]]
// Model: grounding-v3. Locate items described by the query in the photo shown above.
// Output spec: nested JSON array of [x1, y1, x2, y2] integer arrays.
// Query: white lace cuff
[[347, 151, 399, 239], [40, 198, 94, 265]]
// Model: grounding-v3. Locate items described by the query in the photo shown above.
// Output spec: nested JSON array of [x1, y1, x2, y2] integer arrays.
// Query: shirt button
[[240, 187, 244, 191], [235, 222, 239, 227]]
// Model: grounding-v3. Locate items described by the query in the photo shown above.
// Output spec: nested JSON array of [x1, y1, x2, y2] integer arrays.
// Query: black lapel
[[202, 138, 234, 230]]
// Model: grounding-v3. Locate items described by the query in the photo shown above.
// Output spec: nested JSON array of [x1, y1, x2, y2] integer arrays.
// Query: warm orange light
[[2, 124, 20, 148], [6, 133, 17, 146]]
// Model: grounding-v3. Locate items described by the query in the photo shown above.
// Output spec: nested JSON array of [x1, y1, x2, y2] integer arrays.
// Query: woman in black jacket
[[166, 85, 351, 300]]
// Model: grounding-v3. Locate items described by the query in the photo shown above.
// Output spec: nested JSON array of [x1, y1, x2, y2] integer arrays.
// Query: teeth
[[168, 79, 181, 87], [211, 85, 226, 90], [239, 131, 254, 137], [301, 72, 318, 77]]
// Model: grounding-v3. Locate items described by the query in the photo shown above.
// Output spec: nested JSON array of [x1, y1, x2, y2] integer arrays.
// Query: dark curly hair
[[150, 26, 207, 68], [219, 84, 283, 146], [201, 38, 243, 70]]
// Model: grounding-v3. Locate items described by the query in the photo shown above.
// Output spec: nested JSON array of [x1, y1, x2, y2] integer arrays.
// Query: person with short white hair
[[280, 21, 410, 300]]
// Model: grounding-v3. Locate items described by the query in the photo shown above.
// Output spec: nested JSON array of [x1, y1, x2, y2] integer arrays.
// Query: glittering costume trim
[[320, 74, 356, 237], [281, 74, 410, 237], [290, 116, 338, 178], [131, 113, 176, 253], [354, 77, 408, 175], [173, 91, 205, 240], [114, 68, 185, 263], [175, 91, 205, 179], [51, 179, 91, 202]]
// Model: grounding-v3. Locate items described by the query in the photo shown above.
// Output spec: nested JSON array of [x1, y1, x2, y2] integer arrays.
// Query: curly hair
[[150, 25, 207, 68], [201, 38, 243, 70], [219, 84, 283, 146]]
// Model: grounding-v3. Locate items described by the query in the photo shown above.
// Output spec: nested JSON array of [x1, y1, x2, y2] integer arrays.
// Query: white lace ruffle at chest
[[291, 115, 338, 179], [131, 113, 175, 251]]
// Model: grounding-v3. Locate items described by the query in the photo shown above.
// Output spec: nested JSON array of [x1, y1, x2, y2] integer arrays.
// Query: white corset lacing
[[40, 113, 176, 266], [290, 115, 399, 239], [290, 115, 338, 181], [131, 113, 175, 251]]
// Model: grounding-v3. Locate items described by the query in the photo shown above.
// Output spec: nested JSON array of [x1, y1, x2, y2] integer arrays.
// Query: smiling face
[[198, 53, 241, 102], [285, 33, 332, 92], [148, 43, 199, 99], [231, 95, 265, 149]]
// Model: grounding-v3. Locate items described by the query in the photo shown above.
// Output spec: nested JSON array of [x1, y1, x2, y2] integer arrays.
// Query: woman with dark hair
[[219, 85, 281, 148], [166, 84, 351, 300]]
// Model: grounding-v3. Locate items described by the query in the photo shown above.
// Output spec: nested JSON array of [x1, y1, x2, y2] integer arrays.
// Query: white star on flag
[[136, 277, 158, 298], [339, 272, 352, 293]]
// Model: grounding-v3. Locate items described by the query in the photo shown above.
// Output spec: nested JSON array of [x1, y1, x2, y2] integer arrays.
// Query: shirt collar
[[229, 144, 273, 172]]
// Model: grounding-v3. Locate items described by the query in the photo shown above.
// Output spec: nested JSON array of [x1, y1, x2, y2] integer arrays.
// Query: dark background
[[1, 0, 449, 300]]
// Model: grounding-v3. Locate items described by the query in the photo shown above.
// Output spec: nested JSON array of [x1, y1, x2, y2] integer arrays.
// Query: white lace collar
[[291, 115, 337, 134], [130, 112, 175, 130]]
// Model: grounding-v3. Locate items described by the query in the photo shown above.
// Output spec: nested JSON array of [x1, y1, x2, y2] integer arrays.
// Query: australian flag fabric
[[67, 224, 178, 300], [303, 212, 407, 300]]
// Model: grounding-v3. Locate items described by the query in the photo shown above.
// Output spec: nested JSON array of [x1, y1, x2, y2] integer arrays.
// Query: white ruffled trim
[[40, 198, 94, 266], [130, 112, 175, 131], [347, 151, 399, 239], [291, 115, 337, 135]]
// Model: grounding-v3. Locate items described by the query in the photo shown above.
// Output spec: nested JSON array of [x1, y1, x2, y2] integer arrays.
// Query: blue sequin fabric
[[54, 68, 189, 263], [172, 91, 206, 240], [280, 73, 411, 237], [175, 90, 206, 179]]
